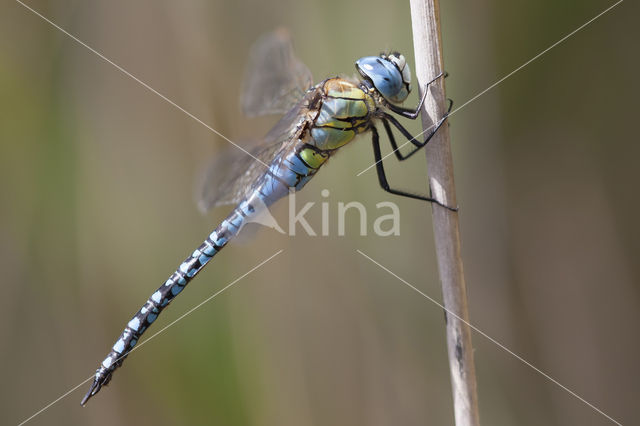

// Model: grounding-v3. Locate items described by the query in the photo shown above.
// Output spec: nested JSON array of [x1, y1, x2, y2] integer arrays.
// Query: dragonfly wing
[[241, 28, 313, 117], [199, 26, 319, 212]]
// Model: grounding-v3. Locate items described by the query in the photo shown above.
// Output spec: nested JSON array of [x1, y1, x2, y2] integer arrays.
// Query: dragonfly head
[[355, 52, 411, 104]]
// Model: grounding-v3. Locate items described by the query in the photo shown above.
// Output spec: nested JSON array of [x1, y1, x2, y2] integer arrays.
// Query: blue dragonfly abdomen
[[81, 150, 322, 405]]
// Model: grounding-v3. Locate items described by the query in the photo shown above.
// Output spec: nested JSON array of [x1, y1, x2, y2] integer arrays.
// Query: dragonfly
[[81, 28, 453, 405]]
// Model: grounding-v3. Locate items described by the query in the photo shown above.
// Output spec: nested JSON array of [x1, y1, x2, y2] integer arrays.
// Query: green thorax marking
[[310, 78, 375, 150]]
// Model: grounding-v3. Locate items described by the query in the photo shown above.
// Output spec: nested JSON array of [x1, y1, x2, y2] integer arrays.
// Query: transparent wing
[[241, 28, 313, 117], [198, 29, 314, 212]]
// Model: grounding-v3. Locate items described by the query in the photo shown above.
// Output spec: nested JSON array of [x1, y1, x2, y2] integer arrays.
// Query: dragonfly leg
[[381, 119, 412, 161], [371, 126, 458, 211], [381, 98, 453, 161], [384, 71, 445, 119]]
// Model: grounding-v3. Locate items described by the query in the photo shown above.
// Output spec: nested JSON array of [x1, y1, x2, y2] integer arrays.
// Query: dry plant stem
[[409, 1, 481, 425]]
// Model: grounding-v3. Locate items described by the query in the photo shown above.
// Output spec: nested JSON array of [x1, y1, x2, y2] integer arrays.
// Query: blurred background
[[2, 0, 638, 425]]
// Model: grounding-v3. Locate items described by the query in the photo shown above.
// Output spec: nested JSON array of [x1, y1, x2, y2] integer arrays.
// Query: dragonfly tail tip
[[80, 379, 102, 406]]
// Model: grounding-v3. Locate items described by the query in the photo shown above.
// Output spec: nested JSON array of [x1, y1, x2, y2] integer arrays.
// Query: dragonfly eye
[[355, 52, 411, 104]]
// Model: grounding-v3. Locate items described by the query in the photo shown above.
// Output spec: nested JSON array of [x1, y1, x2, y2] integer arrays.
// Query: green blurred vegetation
[[2, 0, 638, 425]]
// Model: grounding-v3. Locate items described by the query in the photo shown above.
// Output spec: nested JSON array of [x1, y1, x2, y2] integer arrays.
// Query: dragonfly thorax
[[308, 78, 376, 151], [355, 52, 411, 104]]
